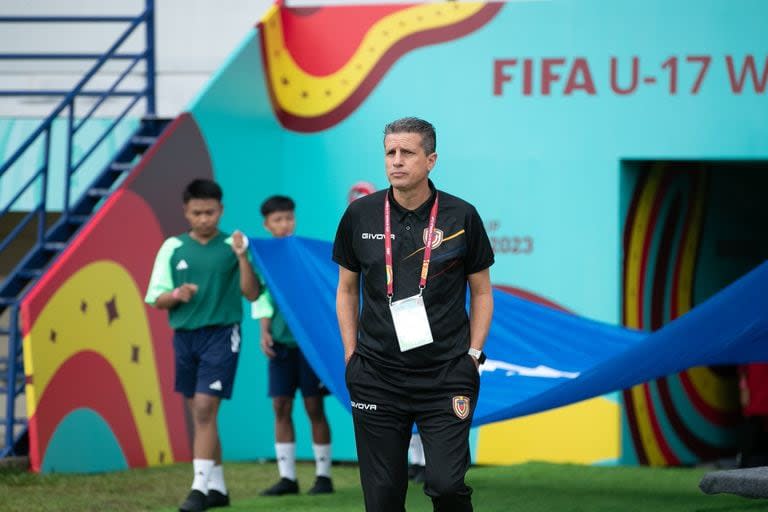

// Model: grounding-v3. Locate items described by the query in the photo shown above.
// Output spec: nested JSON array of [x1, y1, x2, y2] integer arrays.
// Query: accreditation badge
[[389, 293, 434, 352]]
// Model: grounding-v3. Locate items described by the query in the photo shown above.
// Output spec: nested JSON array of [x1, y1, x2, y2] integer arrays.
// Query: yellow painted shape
[[685, 366, 739, 413], [476, 397, 619, 465], [673, 175, 706, 316], [629, 385, 667, 466], [262, 2, 487, 117], [624, 164, 664, 329], [22, 261, 172, 465]]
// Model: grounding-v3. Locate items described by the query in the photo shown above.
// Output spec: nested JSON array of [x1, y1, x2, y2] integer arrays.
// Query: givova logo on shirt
[[361, 233, 395, 240]]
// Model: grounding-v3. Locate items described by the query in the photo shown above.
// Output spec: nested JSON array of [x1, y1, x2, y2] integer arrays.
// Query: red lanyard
[[384, 190, 440, 302]]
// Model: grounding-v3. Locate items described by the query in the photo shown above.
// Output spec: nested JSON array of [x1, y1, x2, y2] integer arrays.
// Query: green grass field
[[0, 461, 761, 511]]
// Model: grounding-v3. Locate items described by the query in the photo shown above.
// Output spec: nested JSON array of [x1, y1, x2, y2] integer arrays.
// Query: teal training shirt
[[145, 232, 247, 330]]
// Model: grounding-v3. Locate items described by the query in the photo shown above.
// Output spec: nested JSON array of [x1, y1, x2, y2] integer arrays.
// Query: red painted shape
[[622, 389, 649, 465], [21, 191, 160, 329], [20, 190, 191, 462], [679, 372, 740, 427], [280, 4, 412, 76], [650, 194, 682, 330], [636, 172, 673, 330], [121, 115, 186, 190], [642, 383, 680, 465], [492, 284, 570, 313], [657, 376, 736, 459], [263, 3, 503, 132], [620, 172, 650, 465], [669, 173, 703, 320], [28, 351, 145, 472]]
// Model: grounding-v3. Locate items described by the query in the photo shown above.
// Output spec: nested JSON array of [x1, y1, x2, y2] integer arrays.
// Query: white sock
[[313, 443, 332, 477], [276, 442, 296, 480], [409, 434, 426, 466], [192, 458, 215, 493], [208, 464, 227, 494]]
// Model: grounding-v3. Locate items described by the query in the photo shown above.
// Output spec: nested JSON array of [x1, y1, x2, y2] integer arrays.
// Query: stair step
[[18, 269, 43, 279], [43, 242, 67, 251], [87, 188, 112, 197], [131, 135, 157, 147], [66, 215, 89, 225], [110, 162, 133, 172]]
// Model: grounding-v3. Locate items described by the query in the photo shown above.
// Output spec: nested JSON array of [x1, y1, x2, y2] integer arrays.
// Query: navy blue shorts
[[174, 324, 241, 399], [268, 342, 328, 398]]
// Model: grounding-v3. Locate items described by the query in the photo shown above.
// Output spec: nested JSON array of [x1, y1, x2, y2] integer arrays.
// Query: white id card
[[389, 293, 434, 352]]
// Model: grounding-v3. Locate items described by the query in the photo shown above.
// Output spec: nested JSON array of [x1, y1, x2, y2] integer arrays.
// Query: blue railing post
[[0, 3, 159, 459], [37, 128, 51, 245], [145, 0, 157, 115], [64, 104, 74, 217], [5, 305, 20, 454]]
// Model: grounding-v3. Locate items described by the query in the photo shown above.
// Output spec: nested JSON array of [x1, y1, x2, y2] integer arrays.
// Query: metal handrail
[[0, 90, 144, 97], [70, 91, 145, 178], [0, 1, 157, 458], [0, 16, 139, 23], [74, 55, 144, 133], [0, 9, 151, 178], [0, 53, 144, 60]]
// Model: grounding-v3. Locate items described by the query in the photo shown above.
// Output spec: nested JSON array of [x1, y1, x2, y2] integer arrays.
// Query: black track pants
[[346, 353, 480, 512]]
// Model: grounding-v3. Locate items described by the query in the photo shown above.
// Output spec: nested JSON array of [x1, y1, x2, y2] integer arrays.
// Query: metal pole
[[64, 104, 74, 216], [38, 128, 51, 245], [5, 305, 19, 455], [144, 0, 157, 115]]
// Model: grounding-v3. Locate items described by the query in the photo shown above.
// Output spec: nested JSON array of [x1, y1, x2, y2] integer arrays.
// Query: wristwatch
[[468, 348, 486, 365]]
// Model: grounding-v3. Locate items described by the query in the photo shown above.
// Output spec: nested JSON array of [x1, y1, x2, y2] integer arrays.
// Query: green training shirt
[[145, 232, 247, 330], [251, 285, 297, 347]]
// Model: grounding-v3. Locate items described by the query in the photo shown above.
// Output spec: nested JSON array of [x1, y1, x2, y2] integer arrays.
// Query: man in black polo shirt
[[333, 117, 494, 511]]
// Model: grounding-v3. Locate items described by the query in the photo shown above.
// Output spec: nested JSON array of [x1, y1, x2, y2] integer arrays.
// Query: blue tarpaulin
[[249, 236, 768, 426]]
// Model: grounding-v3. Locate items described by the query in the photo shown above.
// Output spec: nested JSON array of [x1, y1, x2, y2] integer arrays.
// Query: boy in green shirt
[[253, 196, 334, 496], [145, 179, 260, 512]]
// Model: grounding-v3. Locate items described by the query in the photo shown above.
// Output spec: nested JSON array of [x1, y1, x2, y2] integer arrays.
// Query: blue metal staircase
[[0, 0, 168, 458]]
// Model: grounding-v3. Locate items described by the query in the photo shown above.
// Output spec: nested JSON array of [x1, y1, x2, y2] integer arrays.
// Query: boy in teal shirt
[[146, 179, 260, 512], [253, 195, 334, 496]]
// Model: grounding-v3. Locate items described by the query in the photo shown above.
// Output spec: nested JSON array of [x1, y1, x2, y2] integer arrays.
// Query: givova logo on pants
[[351, 400, 377, 411]]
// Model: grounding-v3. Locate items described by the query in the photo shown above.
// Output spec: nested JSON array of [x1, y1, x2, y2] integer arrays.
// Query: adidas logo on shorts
[[209, 380, 223, 391]]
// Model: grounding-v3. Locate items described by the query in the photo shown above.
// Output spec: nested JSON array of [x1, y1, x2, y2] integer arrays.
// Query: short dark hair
[[260, 195, 295, 217], [183, 179, 222, 203], [383, 117, 436, 155]]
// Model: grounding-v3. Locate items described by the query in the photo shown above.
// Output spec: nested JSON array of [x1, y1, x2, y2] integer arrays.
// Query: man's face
[[183, 198, 223, 239], [384, 132, 436, 192], [263, 210, 296, 238]]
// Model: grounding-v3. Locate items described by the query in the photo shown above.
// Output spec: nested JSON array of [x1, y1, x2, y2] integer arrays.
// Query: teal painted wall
[[185, 0, 768, 463], [42, 409, 128, 473]]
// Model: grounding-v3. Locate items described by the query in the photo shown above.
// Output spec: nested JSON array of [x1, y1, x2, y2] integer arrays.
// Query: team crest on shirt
[[452, 395, 470, 420], [423, 228, 444, 249]]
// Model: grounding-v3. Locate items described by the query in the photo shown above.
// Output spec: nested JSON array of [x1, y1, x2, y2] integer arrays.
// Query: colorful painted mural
[[19, 0, 768, 471], [621, 164, 738, 465], [258, 2, 502, 131], [21, 114, 214, 472]]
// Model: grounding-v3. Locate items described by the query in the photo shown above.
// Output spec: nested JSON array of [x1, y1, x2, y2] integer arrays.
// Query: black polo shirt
[[333, 180, 494, 370]]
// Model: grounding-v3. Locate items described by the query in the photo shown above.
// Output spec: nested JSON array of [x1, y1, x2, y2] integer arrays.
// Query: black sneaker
[[179, 489, 208, 512], [260, 477, 299, 496], [206, 489, 230, 508], [307, 476, 334, 495]]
